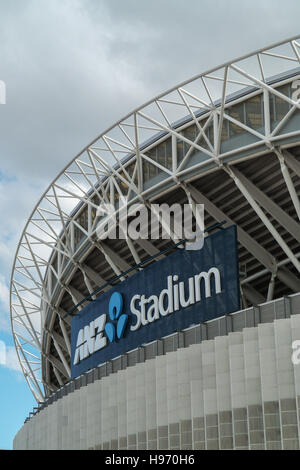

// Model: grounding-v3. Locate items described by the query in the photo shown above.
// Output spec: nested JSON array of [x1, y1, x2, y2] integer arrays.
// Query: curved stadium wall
[[11, 36, 300, 450]]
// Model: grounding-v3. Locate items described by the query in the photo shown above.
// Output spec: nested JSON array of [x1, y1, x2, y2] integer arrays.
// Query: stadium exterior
[[11, 36, 300, 450]]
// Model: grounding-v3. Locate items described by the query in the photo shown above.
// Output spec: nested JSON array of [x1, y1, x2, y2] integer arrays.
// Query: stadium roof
[[10, 35, 300, 402]]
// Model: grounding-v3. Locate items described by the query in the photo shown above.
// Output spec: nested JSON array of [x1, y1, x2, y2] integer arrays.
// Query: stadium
[[11, 36, 300, 450]]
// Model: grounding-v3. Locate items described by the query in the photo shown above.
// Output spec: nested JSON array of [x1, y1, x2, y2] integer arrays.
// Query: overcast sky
[[0, 0, 300, 448]]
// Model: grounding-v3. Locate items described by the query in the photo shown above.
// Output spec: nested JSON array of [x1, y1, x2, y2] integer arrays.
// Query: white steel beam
[[274, 149, 300, 221], [46, 329, 68, 353], [283, 150, 300, 177], [47, 354, 69, 379], [183, 182, 277, 273], [78, 265, 96, 300], [229, 166, 300, 244], [52, 339, 71, 378], [277, 267, 300, 293], [65, 285, 87, 310], [96, 241, 131, 272], [80, 263, 110, 289], [227, 166, 300, 273], [135, 238, 165, 260], [52, 367, 64, 388]]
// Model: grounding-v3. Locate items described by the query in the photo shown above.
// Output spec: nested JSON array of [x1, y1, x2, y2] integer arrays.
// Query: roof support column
[[267, 273, 276, 301]]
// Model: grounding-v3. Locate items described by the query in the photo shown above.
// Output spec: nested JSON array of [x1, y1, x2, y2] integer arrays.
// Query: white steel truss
[[10, 36, 300, 401]]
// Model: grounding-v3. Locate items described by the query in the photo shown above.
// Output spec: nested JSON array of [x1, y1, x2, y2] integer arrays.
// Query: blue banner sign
[[71, 225, 240, 378]]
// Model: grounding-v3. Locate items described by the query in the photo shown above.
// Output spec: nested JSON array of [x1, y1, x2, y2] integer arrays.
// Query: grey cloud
[[0, 0, 299, 181]]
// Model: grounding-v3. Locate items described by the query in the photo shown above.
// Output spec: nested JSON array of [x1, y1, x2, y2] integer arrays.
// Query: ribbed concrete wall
[[14, 313, 300, 450]]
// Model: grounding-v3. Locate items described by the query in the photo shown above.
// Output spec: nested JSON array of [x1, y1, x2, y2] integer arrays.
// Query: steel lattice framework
[[10, 36, 300, 402]]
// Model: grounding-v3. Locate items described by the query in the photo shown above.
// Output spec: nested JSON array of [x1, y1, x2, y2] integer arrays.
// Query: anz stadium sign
[[71, 225, 240, 378]]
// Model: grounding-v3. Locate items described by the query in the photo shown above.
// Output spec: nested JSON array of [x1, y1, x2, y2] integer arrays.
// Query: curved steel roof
[[10, 35, 300, 401]]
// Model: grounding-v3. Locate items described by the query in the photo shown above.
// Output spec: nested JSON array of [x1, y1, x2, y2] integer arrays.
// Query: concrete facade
[[14, 294, 300, 450]]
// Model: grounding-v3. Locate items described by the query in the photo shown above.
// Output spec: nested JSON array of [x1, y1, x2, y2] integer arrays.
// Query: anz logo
[[73, 292, 128, 366]]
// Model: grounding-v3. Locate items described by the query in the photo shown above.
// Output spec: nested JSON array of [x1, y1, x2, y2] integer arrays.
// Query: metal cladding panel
[[71, 225, 240, 378]]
